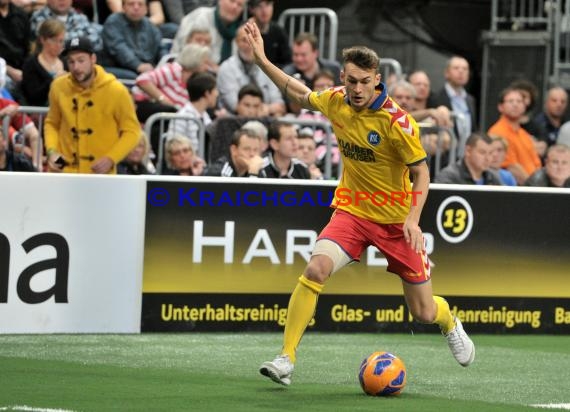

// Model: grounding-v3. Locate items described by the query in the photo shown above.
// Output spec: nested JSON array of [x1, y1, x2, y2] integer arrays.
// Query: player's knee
[[304, 258, 332, 284]]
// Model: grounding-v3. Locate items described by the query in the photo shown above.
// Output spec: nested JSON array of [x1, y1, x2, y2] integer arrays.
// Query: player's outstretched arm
[[244, 20, 314, 111]]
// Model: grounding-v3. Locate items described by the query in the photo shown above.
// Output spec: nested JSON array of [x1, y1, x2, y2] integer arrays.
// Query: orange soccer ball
[[358, 351, 407, 396]]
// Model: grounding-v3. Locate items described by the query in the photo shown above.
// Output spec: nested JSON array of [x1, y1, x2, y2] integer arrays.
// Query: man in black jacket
[[525, 144, 570, 187], [435, 133, 502, 185], [262, 121, 310, 179], [429, 56, 477, 157], [207, 127, 265, 177]]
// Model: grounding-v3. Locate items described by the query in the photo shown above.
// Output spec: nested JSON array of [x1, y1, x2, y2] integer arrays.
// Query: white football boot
[[259, 354, 294, 386], [444, 317, 475, 366]]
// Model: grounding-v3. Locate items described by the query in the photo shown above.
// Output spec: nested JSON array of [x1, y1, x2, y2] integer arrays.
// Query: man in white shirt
[[217, 24, 285, 116], [168, 71, 218, 152]]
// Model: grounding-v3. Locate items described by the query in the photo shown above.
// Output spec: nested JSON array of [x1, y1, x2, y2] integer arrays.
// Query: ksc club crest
[[367, 130, 381, 146]]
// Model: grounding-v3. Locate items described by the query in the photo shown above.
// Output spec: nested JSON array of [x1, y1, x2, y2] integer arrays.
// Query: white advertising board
[[0, 173, 145, 333]]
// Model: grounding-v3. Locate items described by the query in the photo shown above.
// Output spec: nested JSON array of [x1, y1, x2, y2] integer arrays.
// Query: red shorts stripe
[[317, 210, 431, 283]]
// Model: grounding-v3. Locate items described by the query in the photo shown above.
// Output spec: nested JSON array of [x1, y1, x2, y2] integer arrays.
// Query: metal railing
[[418, 123, 458, 180], [490, 0, 554, 31], [553, 0, 570, 85], [278, 8, 339, 61], [143, 112, 205, 174], [380, 58, 403, 82], [2, 106, 49, 171]]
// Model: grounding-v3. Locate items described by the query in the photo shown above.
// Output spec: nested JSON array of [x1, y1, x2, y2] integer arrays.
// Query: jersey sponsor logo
[[337, 137, 376, 162], [367, 130, 381, 146]]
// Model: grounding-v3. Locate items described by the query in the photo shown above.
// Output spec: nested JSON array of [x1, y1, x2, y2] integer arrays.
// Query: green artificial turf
[[0, 333, 568, 411]]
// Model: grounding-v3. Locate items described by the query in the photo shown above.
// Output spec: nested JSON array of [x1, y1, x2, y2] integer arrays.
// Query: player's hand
[[91, 156, 114, 174], [403, 217, 424, 253], [244, 19, 266, 65]]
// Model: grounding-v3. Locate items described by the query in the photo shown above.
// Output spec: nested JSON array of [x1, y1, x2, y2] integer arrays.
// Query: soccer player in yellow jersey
[[244, 21, 475, 386]]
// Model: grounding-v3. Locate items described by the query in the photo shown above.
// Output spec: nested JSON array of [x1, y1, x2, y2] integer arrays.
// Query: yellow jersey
[[309, 84, 426, 224]]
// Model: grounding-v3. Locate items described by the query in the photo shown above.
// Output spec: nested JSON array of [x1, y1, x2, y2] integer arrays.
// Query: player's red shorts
[[317, 209, 431, 284]]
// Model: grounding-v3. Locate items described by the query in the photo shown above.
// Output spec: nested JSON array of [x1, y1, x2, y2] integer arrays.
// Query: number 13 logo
[[436, 196, 474, 243]]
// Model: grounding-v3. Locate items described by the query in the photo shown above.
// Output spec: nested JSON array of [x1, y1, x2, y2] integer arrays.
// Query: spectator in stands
[[161, 0, 214, 26], [0, 0, 31, 95], [0, 96, 41, 167], [509, 79, 547, 146], [80, 0, 176, 38], [283, 32, 341, 91], [133, 43, 210, 121], [117, 131, 155, 174], [147, 0, 178, 39], [297, 128, 323, 180], [217, 24, 285, 116], [556, 119, 570, 149], [0, 123, 36, 171], [22, 18, 66, 106], [391, 78, 451, 167], [429, 56, 477, 157], [13, 0, 45, 13], [0, 57, 7, 96], [206, 127, 265, 177], [44, 36, 140, 174], [171, 0, 244, 64], [133, 43, 210, 156], [235, 84, 265, 117], [184, 24, 218, 72], [434, 133, 502, 185], [242, 119, 268, 153], [525, 143, 570, 187], [408, 70, 453, 128], [389, 79, 415, 111], [262, 121, 310, 179], [168, 71, 217, 151], [488, 87, 542, 185], [533, 86, 568, 149], [162, 134, 204, 175], [408, 70, 431, 110], [91, 0, 121, 24], [102, 0, 162, 80], [248, 0, 291, 68], [30, 0, 103, 53], [297, 69, 340, 177], [185, 23, 212, 47], [488, 135, 517, 186], [312, 69, 335, 91]]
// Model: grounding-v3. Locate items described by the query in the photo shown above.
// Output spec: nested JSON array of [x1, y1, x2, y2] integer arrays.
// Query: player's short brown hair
[[341, 46, 380, 73]]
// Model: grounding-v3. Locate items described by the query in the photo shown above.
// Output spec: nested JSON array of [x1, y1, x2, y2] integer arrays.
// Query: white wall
[[0, 173, 146, 333]]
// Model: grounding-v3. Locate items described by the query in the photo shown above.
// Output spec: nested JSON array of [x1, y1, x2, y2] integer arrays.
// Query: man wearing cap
[[44, 36, 140, 174]]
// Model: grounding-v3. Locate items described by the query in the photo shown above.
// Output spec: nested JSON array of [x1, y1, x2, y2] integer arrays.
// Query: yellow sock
[[433, 296, 455, 334], [282, 275, 323, 363]]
